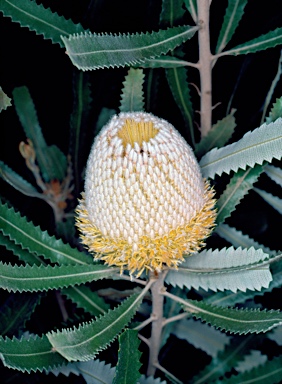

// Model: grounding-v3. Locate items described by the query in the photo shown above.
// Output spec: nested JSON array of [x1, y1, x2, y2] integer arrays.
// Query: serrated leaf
[[195, 110, 236, 158], [119, 68, 145, 113], [47, 287, 149, 361], [216, 165, 263, 225], [48, 361, 80, 378], [199, 118, 282, 178], [166, 66, 194, 144], [183, 300, 282, 334], [266, 97, 282, 124], [61, 25, 199, 71], [0, 201, 91, 265], [61, 285, 110, 316], [0, 231, 42, 265], [0, 262, 118, 292], [0, 160, 41, 197], [172, 318, 230, 357], [220, 27, 282, 56], [0, 86, 12, 111], [216, 0, 248, 54], [264, 164, 282, 187], [254, 187, 282, 215], [113, 329, 141, 384], [0, 0, 86, 46], [13, 86, 67, 182], [0, 333, 67, 372], [220, 355, 282, 383], [0, 292, 41, 336], [235, 350, 267, 373], [166, 247, 272, 292], [193, 335, 256, 384], [76, 359, 116, 384], [215, 224, 280, 256]]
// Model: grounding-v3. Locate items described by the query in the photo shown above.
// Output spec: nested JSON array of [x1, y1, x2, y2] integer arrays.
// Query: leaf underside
[[166, 247, 272, 292], [61, 25, 199, 70], [200, 118, 282, 178], [185, 300, 282, 334]]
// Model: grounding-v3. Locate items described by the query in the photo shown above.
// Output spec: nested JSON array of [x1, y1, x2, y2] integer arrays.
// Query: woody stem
[[147, 271, 166, 376]]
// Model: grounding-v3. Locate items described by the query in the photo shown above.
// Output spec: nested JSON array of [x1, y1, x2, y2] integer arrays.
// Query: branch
[[146, 271, 167, 377], [197, 0, 213, 137]]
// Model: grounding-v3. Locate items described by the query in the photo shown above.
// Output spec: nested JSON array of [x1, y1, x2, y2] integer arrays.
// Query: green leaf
[[0, 262, 118, 292], [0, 292, 41, 336], [220, 355, 282, 383], [76, 359, 116, 384], [199, 118, 282, 178], [254, 187, 282, 215], [0, 0, 86, 46], [166, 67, 194, 144], [215, 224, 280, 256], [113, 329, 141, 384], [0, 86, 12, 111], [183, 0, 197, 23], [119, 68, 145, 112], [0, 160, 41, 198], [261, 51, 282, 124], [47, 287, 149, 361], [160, 0, 185, 27], [216, 0, 248, 54], [195, 110, 236, 158], [61, 25, 199, 71], [166, 247, 272, 292], [0, 333, 67, 372], [193, 335, 257, 384], [264, 164, 282, 188], [183, 300, 282, 334], [216, 165, 263, 225], [266, 96, 282, 124], [61, 285, 110, 316], [172, 318, 230, 357], [0, 230, 42, 265], [0, 201, 91, 265], [13, 86, 67, 182], [219, 27, 282, 57], [69, 71, 92, 194], [235, 350, 267, 373]]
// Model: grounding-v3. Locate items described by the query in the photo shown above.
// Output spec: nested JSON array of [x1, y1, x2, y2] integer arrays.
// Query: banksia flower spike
[[76, 112, 216, 277]]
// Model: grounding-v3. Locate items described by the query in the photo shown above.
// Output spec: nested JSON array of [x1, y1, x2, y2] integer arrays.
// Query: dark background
[[1, 1, 282, 382]]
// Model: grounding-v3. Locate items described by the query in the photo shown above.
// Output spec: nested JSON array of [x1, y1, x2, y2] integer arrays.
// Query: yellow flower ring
[[76, 112, 216, 276]]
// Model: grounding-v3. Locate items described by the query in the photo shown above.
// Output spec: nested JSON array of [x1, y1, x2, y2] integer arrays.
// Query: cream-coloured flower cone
[[76, 112, 216, 276]]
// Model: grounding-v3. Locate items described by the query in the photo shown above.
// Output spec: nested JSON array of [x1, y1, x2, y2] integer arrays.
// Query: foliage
[[1, 0, 282, 383]]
